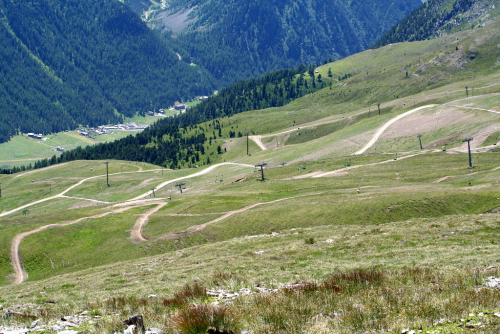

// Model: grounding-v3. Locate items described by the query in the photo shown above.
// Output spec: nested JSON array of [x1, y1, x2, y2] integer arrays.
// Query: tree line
[[1, 65, 328, 174]]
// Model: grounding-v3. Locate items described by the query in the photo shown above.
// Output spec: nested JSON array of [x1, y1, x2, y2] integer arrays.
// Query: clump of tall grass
[[172, 304, 240, 334], [162, 282, 208, 308], [20, 267, 500, 333]]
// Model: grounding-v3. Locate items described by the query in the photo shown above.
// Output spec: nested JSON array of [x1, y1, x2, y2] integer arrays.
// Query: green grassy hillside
[[0, 15, 500, 334]]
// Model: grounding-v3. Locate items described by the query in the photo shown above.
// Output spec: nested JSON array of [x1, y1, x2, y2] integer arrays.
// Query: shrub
[[172, 304, 238, 334], [163, 282, 207, 308], [304, 237, 315, 245]]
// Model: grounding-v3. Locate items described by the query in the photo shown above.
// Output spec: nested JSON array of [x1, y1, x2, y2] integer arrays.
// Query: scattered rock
[[329, 311, 339, 319], [483, 277, 500, 288], [2, 329, 30, 334], [29, 319, 40, 329], [123, 314, 145, 334], [123, 325, 138, 334], [207, 329, 233, 334]]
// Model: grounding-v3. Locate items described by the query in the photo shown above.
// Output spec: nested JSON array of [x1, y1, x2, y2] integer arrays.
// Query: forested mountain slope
[[373, 0, 499, 47], [6, 11, 500, 174], [0, 0, 215, 143], [145, 0, 423, 85]]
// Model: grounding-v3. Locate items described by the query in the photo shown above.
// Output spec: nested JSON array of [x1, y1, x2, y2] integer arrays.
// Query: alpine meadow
[[1, 0, 500, 334]]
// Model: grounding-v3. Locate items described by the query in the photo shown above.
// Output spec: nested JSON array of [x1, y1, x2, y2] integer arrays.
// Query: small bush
[[304, 237, 315, 245], [163, 282, 207, 308], [172, 304, 237, 334]]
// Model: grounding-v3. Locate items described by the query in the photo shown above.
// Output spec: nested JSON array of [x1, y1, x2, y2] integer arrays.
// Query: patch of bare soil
[[425, 134, 463, 149], [428, 48, 470, 69], [452, 123, 500, 153], [379, 107, 470, 139], [68, 201, 99, 210], [292, 171, 325, 179], [127, 178, 155, 193]]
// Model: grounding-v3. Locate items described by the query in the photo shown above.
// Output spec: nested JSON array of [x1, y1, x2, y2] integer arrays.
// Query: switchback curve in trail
[[156, 193, 322, 240], [1, 163, 254, 218], [10, 203, 157, 284], [130, 202, 168, 244], [127, 162, 254, 201], [8, 162, 255, 284], [0, 169, 160, 218], [354, 105, 437, 155]]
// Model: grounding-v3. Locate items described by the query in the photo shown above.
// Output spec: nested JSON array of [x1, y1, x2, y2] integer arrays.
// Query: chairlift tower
[[151, 187, 156, 197], [104, 161, 110, 187], [0, 182, 2, 198], [417, 134, 423, 150], [255, 162, 267, 181], [245, 132, 250, 156], [463, 137, 473, 168], [175, 182, 186, 193]]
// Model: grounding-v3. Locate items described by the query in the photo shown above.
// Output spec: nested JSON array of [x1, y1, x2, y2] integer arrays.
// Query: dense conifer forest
[[0, 0, 215, 143], [152, 0, 422, 86], [372, 0, 479, 48], [0, 66, 327, 173]]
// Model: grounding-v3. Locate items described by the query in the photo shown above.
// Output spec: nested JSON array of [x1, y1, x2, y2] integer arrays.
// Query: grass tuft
[[172, 304, 238, 334]]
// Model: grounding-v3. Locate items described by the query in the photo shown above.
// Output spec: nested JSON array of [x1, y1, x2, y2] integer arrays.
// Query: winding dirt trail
[[157, 193, 322, 240], [10, 204, 150, 284], [248, 89, 500, 154], [7, 162, 254, 284], [312, 152, 423, 178], [248, 105, 439, 154], [2, 163, 253, 218], [130, 202, 167, 244], [1, 169, 160, 218], [354, 105, 437, 155], [127, 162, 254, 201]]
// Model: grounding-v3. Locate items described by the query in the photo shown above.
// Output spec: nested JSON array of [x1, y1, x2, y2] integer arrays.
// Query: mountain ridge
[[144, 0, 424, 85]]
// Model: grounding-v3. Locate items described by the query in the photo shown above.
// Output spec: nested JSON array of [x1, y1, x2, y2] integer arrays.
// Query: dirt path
[[127, 162, 254, 201], [10, 204, 147, 284], [130, 202, 167, 244], [249, 135, 268, 151], [12, 163, 70, 179], [312, 152, 423, 178], [59, 195, 112, 204], [247, 90, 500, 154], [431, 164, 500, 184], [452, 106, 500, 114], [157, 193, 322, 240], [354, 105, 437, 155], [7, 163, 254, 284], [0, 169, 169, 218], [449, 123, 500, 153], [433, 176, 453, 183]]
